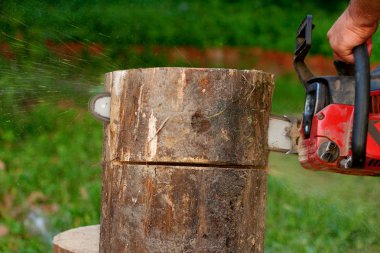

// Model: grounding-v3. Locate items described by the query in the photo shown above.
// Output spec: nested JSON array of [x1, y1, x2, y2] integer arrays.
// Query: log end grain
[[53, 225, 99, 253]]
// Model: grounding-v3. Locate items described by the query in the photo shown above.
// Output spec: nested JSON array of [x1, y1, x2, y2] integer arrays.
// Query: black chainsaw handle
[[293, 15, 314, 88], [351, 44, 370, 168]]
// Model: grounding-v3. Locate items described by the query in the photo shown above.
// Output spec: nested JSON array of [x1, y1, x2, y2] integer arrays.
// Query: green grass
[[271, 74, 305, 115], [0, 102, 102, 252], [3, 0, 380, 64], [0, 0, 353, 63], [267, 153, 380, 253]]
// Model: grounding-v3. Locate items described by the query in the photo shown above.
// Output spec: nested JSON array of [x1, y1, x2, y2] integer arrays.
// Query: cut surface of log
[[53, 225, 100, 253]]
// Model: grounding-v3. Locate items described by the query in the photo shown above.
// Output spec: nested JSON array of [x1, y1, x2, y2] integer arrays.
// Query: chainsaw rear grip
[[351, 44, 370, 168]]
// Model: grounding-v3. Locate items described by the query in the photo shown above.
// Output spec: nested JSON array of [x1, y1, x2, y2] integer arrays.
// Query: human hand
[[327, 8, 378, 63]]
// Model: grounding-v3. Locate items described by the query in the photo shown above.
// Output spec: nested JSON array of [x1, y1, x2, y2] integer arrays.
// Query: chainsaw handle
[[293, 15, 314, 88], [351, 44, 370, 168]]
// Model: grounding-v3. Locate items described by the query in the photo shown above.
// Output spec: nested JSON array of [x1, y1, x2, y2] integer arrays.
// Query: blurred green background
[[1, 0, 380, 252]]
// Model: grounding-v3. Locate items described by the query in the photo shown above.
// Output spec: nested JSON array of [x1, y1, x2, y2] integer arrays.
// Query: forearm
[[347, 0, 380, 27]]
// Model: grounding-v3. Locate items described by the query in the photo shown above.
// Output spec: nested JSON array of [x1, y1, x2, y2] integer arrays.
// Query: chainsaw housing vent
[[370, 91, 380, 114], [367, 158, 380, 167]]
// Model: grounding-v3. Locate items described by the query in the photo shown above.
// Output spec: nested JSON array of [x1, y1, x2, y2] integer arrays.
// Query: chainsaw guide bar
[[268, 115, 300, 154]]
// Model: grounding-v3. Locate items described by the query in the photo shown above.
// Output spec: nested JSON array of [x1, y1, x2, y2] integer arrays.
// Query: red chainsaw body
[[293, 15, 380, 175], [299, 90, 380, 175]]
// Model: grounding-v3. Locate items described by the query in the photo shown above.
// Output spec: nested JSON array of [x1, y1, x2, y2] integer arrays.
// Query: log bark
[[101, 68, 274, 253]]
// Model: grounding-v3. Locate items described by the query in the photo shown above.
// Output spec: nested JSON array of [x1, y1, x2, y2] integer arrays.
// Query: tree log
[[101, 68, 274, 252]]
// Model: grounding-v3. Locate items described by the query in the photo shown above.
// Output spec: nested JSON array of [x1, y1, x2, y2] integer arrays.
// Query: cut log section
[[104, 68, 274, 165], [100, 68, 274, 253], [53, 225, 100, 253]]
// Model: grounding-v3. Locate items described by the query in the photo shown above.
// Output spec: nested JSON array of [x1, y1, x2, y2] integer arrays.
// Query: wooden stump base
[[53, 225, 100, 253]]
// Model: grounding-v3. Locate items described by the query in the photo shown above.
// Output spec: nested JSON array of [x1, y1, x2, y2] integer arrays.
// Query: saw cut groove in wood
[[109, 161, 266, 169]]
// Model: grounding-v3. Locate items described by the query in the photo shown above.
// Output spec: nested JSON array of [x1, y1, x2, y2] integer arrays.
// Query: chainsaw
[[89, 15, 380, 176]]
